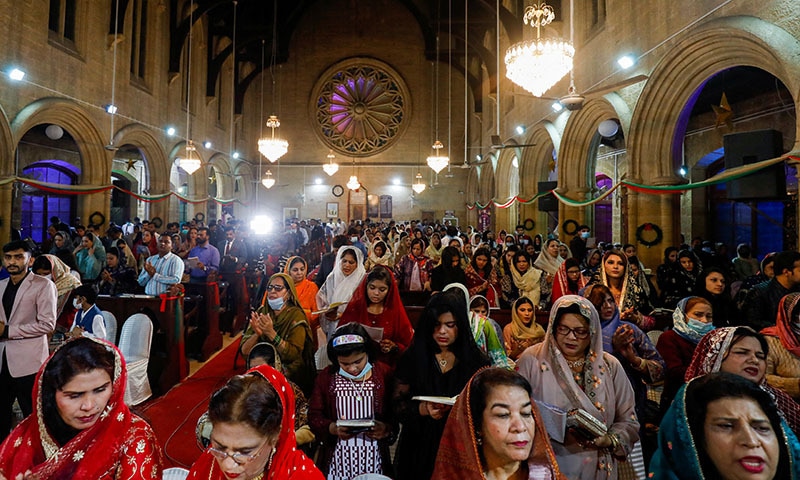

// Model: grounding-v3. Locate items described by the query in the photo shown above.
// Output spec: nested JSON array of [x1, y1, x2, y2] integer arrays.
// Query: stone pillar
[[0, 182, 13, 245], [559, 187, 589, 238], [632, 175, 682, 270], [80, 191, 111, 231]]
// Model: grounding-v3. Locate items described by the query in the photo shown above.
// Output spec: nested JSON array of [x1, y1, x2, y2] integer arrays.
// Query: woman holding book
[[517, 295, 639, 480]]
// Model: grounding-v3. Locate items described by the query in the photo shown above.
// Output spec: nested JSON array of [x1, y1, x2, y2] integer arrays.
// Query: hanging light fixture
[[412, 171, 426, 193], [262, 169, 276, 188], [257, 0, 288, 163], [427, 33, 449, 173], [322, 150, 339, 176], [346, 156, 360, 190], [505, 2, 574, 97], [176, 0, 201, 175]]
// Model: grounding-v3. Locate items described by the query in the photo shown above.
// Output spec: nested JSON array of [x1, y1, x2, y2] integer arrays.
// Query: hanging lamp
[[257, 0, 288, 162], [262, 170, 276, 189], [322, 150, 339, 176], [412, 171, 426, 193]]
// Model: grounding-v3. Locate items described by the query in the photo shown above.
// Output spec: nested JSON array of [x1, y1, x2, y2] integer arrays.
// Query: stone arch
[[626, 15, 800, 264], [208, 153, 233, 200], [629, 16, 800, 182], [112, 124, 171, 222], [519, 123, 560, 234], [12, 98, 111, 229], [167, 141, 207, 221], [557, 96, 630, 235], [494, 147, 520, 232], [465, 166, 480, 225], [233, 161, 254, 208], [0, 106, 14, 244]]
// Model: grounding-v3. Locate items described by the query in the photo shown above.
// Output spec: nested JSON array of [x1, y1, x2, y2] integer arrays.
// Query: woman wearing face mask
[[651, 372, 800, 480], [661, 250, 701, 309], [0, 337, 164, 479], [761, 293, 800, 402], [684, 326, 800, 436], [656, 296, 715, 412], [242, 273, 316, 395], [308, 323, 396, 479], [395, 238, 434, 292], [338, 265, 413, 368]]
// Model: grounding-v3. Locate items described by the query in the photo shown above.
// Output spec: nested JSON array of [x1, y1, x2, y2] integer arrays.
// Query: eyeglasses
[[208, 439, 269, 465], [566, 269, 582, 275], [265, 284, 286, 292], [555, 325, 590, 339]]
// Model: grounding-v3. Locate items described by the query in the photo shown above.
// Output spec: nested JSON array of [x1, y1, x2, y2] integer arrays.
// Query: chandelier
[[261, 169, 276, 189], [322, 150, 339, 176], [258, 115, 289, 162], [426, 140, 449, 174], [505, 3, 574, 97], [347, 175, 360, 191], [177, 140, 202, 175], [412, 172, 426, 193]]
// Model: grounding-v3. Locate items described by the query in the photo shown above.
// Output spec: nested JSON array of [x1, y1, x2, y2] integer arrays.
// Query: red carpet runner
[[136, 338, 245, 468]]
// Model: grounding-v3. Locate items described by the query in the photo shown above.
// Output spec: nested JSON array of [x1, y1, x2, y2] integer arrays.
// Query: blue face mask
[[181, 229, 188, 235], [339, 361, 372, 381], [687, 318, 714, 335], [267, 297, 285, 311], [581, 231, 590, 239]]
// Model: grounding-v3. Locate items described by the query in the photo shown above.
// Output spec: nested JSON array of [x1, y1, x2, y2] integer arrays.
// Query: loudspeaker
[[724, 129, 785, 200], [538, 181, 558, 212]]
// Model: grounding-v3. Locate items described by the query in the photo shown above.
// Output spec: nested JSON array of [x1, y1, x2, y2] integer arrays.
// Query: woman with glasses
[[517, 295, 639, 480], [187, 364, 323, 480], [241, 273, 316, 395], [0, 337, 163, 479], [552, 257, 588, 303]]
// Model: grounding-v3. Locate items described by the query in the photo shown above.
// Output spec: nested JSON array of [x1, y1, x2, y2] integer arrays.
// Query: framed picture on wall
[[326, 202, 338, 218], [283, 207, 299, 224]]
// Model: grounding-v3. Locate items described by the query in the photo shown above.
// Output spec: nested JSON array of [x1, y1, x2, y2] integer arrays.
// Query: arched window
[[20, 161, 77, 243], [594, 174, 613, 243]]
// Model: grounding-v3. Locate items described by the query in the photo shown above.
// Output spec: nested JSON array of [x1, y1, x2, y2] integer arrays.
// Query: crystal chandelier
[[322, 150, 339, 176], [177, 140, 202, 175], [347, 175, 360, 191], [426, 140, 449, 174], [412, 172, 426, 193], [261, 170, 276, 189], [257, 115, 289, 162], [505, 3, 574, 97]]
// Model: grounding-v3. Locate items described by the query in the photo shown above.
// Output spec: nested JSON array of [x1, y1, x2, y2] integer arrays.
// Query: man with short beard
[[186, 227, 220, 284], [0, 240, 57, 439]]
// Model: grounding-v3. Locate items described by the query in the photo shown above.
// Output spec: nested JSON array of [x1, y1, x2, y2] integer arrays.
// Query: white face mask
[[73, 298, 82, 309]]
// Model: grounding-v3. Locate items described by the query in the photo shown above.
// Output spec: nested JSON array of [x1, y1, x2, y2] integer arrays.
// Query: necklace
[[346, 376, 368, 401], [436, 352, 453, 370], [566, 358, 585, 369]]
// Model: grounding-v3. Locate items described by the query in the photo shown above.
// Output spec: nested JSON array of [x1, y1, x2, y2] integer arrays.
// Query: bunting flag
[[3, 175, 247, 206], [466, 152, 799, 210]]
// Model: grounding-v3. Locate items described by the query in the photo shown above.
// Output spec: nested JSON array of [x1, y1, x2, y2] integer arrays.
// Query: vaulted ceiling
[[147, 0, 529, 114]]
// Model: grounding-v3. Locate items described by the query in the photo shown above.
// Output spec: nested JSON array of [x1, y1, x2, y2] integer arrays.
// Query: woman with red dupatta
[[338, 265, 413, 368], [0, 337, 164, 479], [433, 367, 565, 480], [464, 246, 501, 307], [551, 257, 588, 303], [188, 364, 323, 480]]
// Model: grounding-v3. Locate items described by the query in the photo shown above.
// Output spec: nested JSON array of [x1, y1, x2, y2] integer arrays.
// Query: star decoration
[[712, 92, 733, 129], [125, 158, 137, 171]]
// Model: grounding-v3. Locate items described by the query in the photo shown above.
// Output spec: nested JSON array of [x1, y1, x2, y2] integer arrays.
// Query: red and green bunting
[[2, 176, 245, 206], [466, 153, 798, 210]]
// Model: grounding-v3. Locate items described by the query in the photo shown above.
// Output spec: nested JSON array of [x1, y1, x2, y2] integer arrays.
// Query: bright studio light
[[250, 215, 272, 235], [617, 55, 635, 69], [8, 68, 25, 81]]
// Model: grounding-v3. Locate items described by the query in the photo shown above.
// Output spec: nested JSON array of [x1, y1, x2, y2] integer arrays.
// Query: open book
[[412, 395, 458, 406], [312, 302, 347, 315], [336, 419, 375, 428], [534, 400, 608, 444]]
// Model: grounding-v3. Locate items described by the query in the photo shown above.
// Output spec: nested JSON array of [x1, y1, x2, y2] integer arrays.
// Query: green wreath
[[151, 217, 163, 229], [636, 223, 663, 247], [88, 211, 105, 228], [194, 212, 205, 223], [523, 218, 535, 231], [562, 219, 579, 236]]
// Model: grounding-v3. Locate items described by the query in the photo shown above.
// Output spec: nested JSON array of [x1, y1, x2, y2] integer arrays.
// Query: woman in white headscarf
[[316, 246, 366, 338]]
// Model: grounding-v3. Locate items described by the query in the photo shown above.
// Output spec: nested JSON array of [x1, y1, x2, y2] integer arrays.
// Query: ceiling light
[[262, 170, 276, 188], [426, 140, 449, 174], [678, 164, 688, 177], [515, 125, 526, 135], [322, 150, 339, 176], [314, 177, 322, 185], [258, 115, 289, 162], [505, 3, 574, 97], [476, 154, 482, 162], [392, 178, 401, 186], [617, 55, 635, 69], [8, 68, 25, 81], [203, 141, 212, 149], [176, 140, 202, 175], [166, 127, 176, 136], [104, 104, 118, 114], [412, 172, 426, 194], [598, 119, 619, 137], [347, 175, 361, 191], [232, 151, 240, 159], [551, 102, 563, 112]]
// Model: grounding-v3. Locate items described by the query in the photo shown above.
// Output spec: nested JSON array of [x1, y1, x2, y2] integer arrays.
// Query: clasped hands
[[250, 311, 276, 339]]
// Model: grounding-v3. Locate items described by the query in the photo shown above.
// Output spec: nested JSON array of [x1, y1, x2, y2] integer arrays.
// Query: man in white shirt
[[138, 235, 184, 295]]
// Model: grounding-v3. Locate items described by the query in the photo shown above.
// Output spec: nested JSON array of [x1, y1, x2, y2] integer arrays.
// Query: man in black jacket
[[742, 250, 800, 330]]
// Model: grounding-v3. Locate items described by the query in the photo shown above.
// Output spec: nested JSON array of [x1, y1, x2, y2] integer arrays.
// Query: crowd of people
[[0, 214, 799, 479]]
